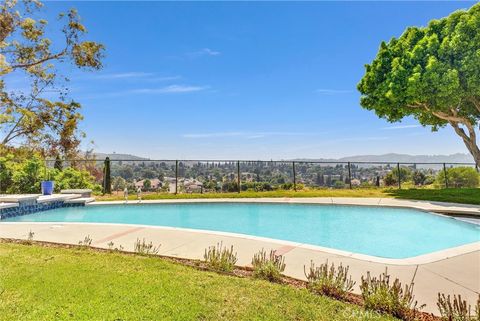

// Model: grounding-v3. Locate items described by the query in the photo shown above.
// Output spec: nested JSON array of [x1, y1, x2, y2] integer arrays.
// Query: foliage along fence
[[0, 157, 479, 195]]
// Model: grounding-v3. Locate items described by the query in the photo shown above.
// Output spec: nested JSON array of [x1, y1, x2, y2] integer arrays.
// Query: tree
[[112, 176, 126, 192], [103, 157, 111, 194], [0, 0, 104, 157], [143, 179, 152, 191], [358, 4, 480, 167]]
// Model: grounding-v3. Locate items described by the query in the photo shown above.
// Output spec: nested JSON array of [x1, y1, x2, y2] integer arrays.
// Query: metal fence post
[[397, 163, 401, 189], [175, 160, 178, 195], [237, 160, 241, 193], [293, 161, 297, 191], [347, 162, 352, 189], [443, 163, 449, 189]]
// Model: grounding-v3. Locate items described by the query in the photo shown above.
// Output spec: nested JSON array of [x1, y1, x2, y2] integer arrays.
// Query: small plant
[[360, 268, 424, 321], [107, 241, 114, 250], [133, 238, 160, 255], [22, 230, 35, 244], [251, 249, 286, 282], [437, 293, 480, 321], [78, 235, 93, 247], [304, 260, 355, 300], [203, 242, 237, 272]]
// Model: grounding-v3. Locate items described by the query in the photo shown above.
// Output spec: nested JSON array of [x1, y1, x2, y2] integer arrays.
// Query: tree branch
[[10, 49, 67, 70], [471, 97, 480, 114]]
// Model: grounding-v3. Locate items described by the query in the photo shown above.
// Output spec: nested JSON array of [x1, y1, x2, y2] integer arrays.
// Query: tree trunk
[[450, 121, 480, 168]]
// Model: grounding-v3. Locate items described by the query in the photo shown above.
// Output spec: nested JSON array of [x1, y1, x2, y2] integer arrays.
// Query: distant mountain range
[[91, 152, 474, 164], [293, 153, 474, 163]]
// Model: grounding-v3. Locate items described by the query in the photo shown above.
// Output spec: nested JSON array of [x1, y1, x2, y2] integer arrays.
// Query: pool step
[[64, 197, 95, 205]]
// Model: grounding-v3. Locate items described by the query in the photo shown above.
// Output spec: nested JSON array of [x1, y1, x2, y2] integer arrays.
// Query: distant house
[[183, 178, 203, 193], [134, 178, 162, 190]]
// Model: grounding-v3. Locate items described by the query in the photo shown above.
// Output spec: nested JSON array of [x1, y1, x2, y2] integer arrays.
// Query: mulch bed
[[1, 238, 441, 321]]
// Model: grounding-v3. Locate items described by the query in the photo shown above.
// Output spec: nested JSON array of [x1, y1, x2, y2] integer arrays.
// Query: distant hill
[[92, 152, 149, 161], [90, 152, 474, 163], [293, 153, 474, 164]]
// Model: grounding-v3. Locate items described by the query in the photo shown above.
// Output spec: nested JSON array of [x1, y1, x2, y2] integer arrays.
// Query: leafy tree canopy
[[358, 3, 480, 166], [0, 0, 104, 158]]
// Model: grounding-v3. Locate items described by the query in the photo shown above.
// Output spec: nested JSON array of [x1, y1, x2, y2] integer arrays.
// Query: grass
[[0, 242, 398, 321], [96, 188, 480, 205], [385, 188, 480, 205]]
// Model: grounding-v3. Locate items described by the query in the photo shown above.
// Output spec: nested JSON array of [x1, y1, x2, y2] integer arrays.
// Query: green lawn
[[386, 188, 480, 205], [0, 242, 397, 321], [96, 188, 480, 205]]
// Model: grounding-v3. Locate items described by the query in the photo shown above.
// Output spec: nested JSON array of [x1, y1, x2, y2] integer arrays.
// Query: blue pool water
[[3, 203, 479, 258]]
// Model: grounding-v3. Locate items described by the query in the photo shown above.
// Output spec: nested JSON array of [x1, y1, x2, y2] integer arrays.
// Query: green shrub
[[251, 249, 286, 282], [412, 171, 427, 186], [203, 243, 237, 272], [53, 167, 98, 192], [304, 260, 355, 300], [383, 172, 397, 186], [436, 167, 480, 188], [437, 293, 480, 321], [0, 156, 14, 193], [360, 268, 424, 321], [0, 155, 100, 194], [9, 156, 45, 193]]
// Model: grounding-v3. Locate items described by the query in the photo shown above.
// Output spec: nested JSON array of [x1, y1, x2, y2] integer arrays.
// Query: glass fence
[[0, 157, 478, 195]]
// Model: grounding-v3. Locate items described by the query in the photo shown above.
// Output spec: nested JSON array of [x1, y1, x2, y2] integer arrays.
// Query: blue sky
[[17, 1, 478, 159]]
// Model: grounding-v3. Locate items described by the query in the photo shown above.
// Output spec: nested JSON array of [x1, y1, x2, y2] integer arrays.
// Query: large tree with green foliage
[[0, 0, 104, 158], [358, 3, 480, 167]]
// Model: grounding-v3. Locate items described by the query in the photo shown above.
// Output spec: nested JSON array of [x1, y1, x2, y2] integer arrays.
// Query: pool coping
[[89, 197, 480, 216]]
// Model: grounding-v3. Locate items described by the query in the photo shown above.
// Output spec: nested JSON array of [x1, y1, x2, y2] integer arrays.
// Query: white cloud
[[130, 85, 209, 94], [381, 124, 421, 130], [187, 48, 221, 57], [315, 89, 354, 95]]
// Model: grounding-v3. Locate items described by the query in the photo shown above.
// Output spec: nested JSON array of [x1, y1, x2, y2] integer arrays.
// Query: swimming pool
[[3, 203, 479, 258]]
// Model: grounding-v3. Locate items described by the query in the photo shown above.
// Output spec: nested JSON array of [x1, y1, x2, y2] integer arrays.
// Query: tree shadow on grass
[[384, 188, 480, 205]]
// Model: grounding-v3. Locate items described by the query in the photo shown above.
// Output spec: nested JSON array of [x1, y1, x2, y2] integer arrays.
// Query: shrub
[[221, 181, 239, 192], [412, 171, 427, 186], [360, 268, 424, 321], [251, 249, 286, 282], [0, 156, 14, 193], [304, 260, 355, 300], [437, 293, 480, 321], [53, 167, 98, 192], [133, 238, 161, 255], [383, 172, 397, 186], [436, 167, 480, 188], [0, 155, 100, 193], [203, 243, 237, 272], [9, 156, 44, 193]]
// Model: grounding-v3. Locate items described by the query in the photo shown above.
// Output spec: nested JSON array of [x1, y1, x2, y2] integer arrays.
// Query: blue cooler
[[41, 181, 54, 195]]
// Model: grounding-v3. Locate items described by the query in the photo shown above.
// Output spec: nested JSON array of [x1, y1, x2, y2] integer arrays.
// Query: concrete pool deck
[[0, 197, 479, 314]]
